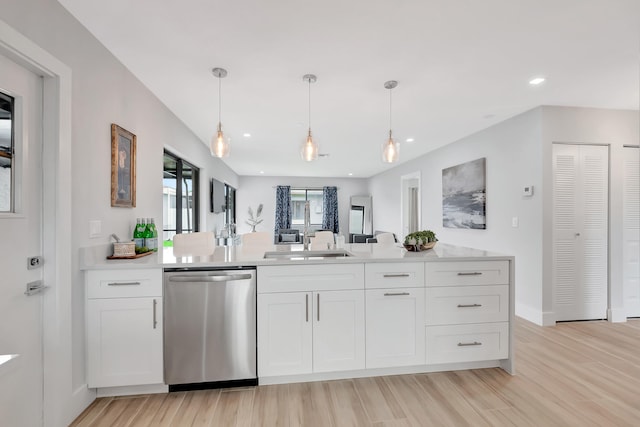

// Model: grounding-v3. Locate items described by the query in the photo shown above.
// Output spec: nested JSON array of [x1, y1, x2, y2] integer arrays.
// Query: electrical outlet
[[512, 217, 519, 228]]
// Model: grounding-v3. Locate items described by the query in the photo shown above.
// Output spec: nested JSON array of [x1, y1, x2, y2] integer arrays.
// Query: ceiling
[[58, 0, 639, 178]]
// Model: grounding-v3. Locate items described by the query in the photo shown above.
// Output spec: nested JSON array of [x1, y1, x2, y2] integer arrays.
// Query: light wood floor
[[71, 317, 640, 426]]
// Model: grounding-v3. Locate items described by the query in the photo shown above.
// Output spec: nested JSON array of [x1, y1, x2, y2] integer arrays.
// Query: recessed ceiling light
[[529, 77, 546, 85], [406, 138, 415, 143], [348, 173, 353, 176], [243, 133, 251, 138], [259, 171, 264, 174]]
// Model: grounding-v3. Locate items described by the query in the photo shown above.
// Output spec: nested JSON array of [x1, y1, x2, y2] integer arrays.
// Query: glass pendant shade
[[301, 129, 319, 162], [382, 80, 399, 163], [382, 130, 399, 163], [210, 122, 230, 158]]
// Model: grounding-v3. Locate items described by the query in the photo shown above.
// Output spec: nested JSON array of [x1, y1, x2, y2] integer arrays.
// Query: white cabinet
[[425, 261, 510, 366], [257, 292, 312, 377], [257, 264, 365, 378], [365, 287, 425, 368], [364, 263, 426, 369], [313, 290, 365, 373], [86, 269, 163, 388]]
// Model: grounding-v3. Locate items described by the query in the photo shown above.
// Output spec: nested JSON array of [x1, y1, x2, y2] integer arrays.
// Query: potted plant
[[403, 230, 437, 251], [245, 204, 263, 232]]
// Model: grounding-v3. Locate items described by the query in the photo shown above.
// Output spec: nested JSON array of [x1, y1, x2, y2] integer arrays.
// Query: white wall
[[0, 0, 238, 423], [540, 106, 639, 324], [369, 108, 545, 323], [237, 175, 369, 238]]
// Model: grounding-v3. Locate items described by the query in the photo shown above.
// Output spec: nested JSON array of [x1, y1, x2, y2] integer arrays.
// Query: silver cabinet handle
[[153, 299, 158, 329], [457, 272, 482, 276], [383, 274, 410, 278], [384, 292, 410, 296], [108, 281, 141, 286], [457, 303, 482, 308], [458, 341, 482, 347], [305, 294, 309, 322], [317, 293, 320, 322]]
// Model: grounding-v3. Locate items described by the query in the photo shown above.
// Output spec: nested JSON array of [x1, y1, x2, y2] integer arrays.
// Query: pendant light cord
[[308, 78, 312, 131], [218, 76, 222, 125], [389, 86, 393, 132]]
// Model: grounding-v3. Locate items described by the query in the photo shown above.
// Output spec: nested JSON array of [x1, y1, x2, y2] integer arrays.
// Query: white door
[[552, 144, 608, 321], [623, 148, 640, 317], [0, 53, 44, 425], [257, 292, 312, 377], [312, 290, 365, 373], [365, 288, 425, 368]]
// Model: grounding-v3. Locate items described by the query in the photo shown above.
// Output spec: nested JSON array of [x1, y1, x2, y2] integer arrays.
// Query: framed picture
[[111, 123, 136, 207], [442, 157, 486, 229]]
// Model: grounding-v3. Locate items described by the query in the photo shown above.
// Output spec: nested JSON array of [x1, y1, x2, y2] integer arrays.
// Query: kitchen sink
[[263, 250, 353, 260]]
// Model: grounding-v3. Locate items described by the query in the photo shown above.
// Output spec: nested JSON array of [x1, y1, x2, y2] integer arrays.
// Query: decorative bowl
[[403, 241, 436, 252]]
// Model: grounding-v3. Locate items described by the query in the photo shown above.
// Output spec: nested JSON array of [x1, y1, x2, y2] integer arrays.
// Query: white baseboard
[[96, 383, 168, 398], [607, 308, 627, 323], [541, 311, 556, 326], [515, 302, 543, 325]]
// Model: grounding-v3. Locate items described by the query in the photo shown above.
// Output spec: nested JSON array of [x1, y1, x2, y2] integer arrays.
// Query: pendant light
[[382, 80, 399, 163], [211, 67, 230, 158], [301, 74, 319, 162]]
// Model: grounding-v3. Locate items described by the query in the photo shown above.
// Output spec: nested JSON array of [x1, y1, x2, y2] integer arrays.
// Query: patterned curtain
[[322, 186, 339, 233], [274, 185, 292, 237]]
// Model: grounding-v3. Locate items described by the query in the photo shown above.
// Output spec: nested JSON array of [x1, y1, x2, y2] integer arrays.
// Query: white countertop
[[80, 242, 512, 270]]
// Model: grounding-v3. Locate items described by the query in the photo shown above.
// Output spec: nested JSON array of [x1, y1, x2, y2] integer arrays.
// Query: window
[[0, 92, 14, 212], [291, 188, 323, 226], [163, 150, 199, 245]]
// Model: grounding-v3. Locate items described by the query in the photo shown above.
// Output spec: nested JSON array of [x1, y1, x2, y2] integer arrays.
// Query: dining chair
[[375, 232, 396, 245], [241, 231, 272, 246], [173, 231, 216, 257]]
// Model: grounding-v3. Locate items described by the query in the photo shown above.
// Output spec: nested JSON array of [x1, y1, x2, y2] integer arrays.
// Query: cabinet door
[[87, 297, 163, 388], [257, 292, 312, 377], [313, 290, 365, 373], [365, 288, 425, 368]]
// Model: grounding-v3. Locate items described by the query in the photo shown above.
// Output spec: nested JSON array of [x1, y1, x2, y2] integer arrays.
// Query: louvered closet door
[[623, 148, 640, 317], [552, 144, 608, 321]]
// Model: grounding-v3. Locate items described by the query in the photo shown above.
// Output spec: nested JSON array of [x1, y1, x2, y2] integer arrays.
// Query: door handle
[[168, 274, 252, 283], [25, 280, 48, 296], [317, 293, 320, 322], [305, 294, 309, 322]]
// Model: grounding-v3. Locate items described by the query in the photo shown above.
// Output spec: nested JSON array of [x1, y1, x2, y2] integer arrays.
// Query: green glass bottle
[[149, 218, 158, 252], [133, 218, 145, 249]]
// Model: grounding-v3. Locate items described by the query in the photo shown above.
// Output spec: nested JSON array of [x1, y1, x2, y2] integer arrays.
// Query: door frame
[[400, 171, 421, 238], [0, 19, 94, 426]]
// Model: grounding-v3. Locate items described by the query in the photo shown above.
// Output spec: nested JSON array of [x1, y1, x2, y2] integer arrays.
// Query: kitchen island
[[81, 242, 514, 395]]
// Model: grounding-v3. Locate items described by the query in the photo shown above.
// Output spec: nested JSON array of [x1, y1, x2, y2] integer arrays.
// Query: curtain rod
[[272, 186, 339, 190]]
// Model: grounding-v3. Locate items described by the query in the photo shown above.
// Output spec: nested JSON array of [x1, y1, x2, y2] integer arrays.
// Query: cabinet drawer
[[87, 269, 162, 299], [425, 261, 509, 286], [258, 264, 364, 293], [426, 285, 509, 325], [365, 262, 425, 289], [426, 322, 509, 365]]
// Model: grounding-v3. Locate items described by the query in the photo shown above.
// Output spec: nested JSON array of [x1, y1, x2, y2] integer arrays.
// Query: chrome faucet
[[303, 201, 311, 250]]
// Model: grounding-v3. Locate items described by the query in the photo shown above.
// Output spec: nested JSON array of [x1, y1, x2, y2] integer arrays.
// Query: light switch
[[512, 217, 519, 228], [89, 220, 101, 238], [523, 185, 534, 196]]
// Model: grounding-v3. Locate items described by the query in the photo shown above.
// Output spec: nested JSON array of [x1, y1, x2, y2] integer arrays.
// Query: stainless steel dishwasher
[[163, 267, 257, 390]]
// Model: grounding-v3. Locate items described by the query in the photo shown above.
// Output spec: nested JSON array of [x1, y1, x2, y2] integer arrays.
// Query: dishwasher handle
[[168, 273, 253, 283]]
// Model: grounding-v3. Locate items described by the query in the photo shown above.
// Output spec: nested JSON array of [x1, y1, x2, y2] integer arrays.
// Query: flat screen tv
[[210, 178, 226, 213]]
